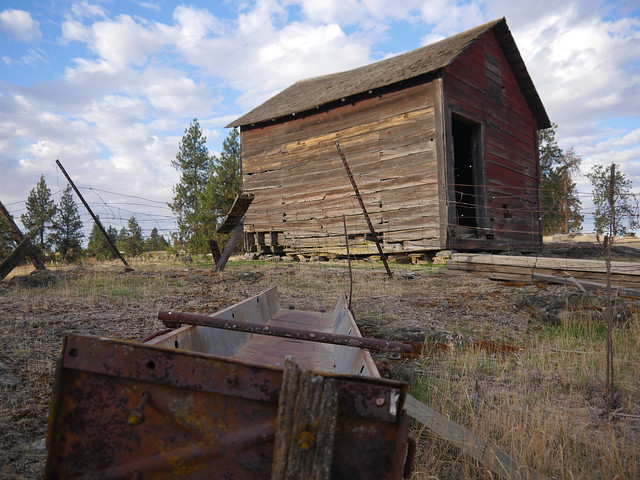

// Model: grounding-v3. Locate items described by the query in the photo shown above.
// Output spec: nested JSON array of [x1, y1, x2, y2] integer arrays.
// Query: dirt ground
[[0, 245, 638, 478]]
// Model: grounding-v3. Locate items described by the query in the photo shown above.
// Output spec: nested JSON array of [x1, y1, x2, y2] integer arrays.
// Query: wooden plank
[[271, 358, 337, 480], [0, 238, 32, 280], [449, 254, 640, 276], [446, 259, 640, 289], [242, 82, 436, 152], [245, 107, 434, 164], [405, 395, 548, 480], [214, 222, 245, 272], [532, 273, 640, 297], [216, 193, 254, 234], [0, 201, 45, 271]]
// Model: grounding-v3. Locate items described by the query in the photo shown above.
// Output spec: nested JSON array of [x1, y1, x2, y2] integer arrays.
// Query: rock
[[239, 272, 262, 283], [427, 327, 470, 349], [0, 362, 20, 388], [8, 269, 57, 288], [433, 250, 454, 262], [309, 255, 329, 262], [31, 437, 46, 454], [389, 324, 425, 343]]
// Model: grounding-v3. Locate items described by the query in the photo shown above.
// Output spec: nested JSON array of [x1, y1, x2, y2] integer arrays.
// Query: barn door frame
[[446, 111, 489, 242]]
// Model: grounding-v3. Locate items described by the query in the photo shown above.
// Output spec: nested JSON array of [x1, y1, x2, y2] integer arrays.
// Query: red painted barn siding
[[444, 30, 541, 250]]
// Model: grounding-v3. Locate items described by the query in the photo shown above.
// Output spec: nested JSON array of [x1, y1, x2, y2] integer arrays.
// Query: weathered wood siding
[[241, 82, 441, 253], [444, 30, 541, 250]]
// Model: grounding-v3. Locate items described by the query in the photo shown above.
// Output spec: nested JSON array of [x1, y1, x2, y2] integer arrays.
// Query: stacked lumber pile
[[444, 253, 640, 294]]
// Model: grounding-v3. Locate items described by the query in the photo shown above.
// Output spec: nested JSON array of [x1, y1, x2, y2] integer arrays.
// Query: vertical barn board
[[433, 77, 449, 249], [241, 82, 440, 253], [444, 29, 541, 251]]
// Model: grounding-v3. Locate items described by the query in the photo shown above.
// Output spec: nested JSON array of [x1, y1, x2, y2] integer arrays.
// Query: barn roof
[[228, 18, 550, 129]]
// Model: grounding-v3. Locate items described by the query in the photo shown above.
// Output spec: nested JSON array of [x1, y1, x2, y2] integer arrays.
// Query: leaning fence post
[[0, 200, 45, 276], [55, 159, 131, 270], [335, 141, 392, 279]]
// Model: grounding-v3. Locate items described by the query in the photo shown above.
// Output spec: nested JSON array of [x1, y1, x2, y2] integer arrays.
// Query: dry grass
[[1, 255, 639, 479], [409, 303, 640, 479]]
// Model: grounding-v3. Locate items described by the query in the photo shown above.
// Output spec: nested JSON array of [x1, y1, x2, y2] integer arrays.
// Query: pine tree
[[203, 127, 242, 224], [87, 219, 119, 260], [538, 125, 583, 234], [21, 174, 57, 254], [169, 119, 213, 253], [587, 164, 639, 237], [145, 227, 169, 251], [197, 127, 243, 252], [118, 226, 129, 254], [50, 185, 84, 262], [119, 217, 144, 257], [0, 219, 15, 259]]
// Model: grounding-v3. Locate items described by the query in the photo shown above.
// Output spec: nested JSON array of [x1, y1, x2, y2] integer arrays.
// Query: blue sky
[[1, 0, 639, 240]]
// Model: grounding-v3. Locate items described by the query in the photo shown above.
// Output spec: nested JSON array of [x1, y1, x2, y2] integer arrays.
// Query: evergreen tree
[[144, 227, 170, 251], [198, 128, 243, 252], [50, 185, 84, 262], [118, 226, 129, 254], [203, 127, 242, 224], [87, 219, 119, 260], [119, 217, 144, 257], [169, 119, 213, 253], [587, 163, 639, 237], [538, 125, 583, 234], [21, 175, 57, 253], [0, 220, 15, 259]]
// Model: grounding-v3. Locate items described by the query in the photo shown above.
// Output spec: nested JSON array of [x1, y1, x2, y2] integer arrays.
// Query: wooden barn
[[228, 18, 551, 255]]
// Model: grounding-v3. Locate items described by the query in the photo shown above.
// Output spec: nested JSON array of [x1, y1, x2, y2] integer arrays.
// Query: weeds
[[409, 306, 640, 479]]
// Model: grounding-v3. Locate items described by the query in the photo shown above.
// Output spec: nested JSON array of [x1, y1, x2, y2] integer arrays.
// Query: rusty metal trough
[[45, 287, 412, 479]]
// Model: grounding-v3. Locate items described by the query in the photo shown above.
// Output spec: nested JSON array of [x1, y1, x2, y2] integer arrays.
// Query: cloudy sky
[[1, 0, 639, 240]]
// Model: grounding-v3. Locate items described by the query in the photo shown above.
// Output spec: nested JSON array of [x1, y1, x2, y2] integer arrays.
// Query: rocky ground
[[0, 247, 638, 478]]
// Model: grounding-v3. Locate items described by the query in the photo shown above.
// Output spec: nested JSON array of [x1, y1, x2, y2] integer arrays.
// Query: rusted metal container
[[45, 287, 412, 479]]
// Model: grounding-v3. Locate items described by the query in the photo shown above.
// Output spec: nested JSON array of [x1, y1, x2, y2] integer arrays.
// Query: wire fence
[[3, 180, 639, 247], [4, 185, 178, 242]]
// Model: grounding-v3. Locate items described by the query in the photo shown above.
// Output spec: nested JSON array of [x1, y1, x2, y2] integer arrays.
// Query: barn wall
[[241, 82, 442, 254], [444, 30, 541, 251]]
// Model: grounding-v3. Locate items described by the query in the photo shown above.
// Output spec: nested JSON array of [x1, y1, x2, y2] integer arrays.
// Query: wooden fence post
[[271, 357, 337, 480], [0, 200, 45, 276]]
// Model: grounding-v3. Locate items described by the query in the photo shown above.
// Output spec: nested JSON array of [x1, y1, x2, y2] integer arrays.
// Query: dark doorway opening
[[451, 117, 482, 232]]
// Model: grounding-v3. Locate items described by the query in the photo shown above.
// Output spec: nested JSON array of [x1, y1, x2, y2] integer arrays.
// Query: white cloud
[[137, 68, 214, 115], [419, 0, 486, 42], [0, 9, 41, 42], [293, 0, 423, 27], [71, 1, 107, 20], [61, 17, 92, 43], [87, 15, 171, 68]]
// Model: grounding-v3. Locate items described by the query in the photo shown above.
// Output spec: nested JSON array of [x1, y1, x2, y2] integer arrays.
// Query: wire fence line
[[5, 186, 179, 240], [4, 181, 639, 243]]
